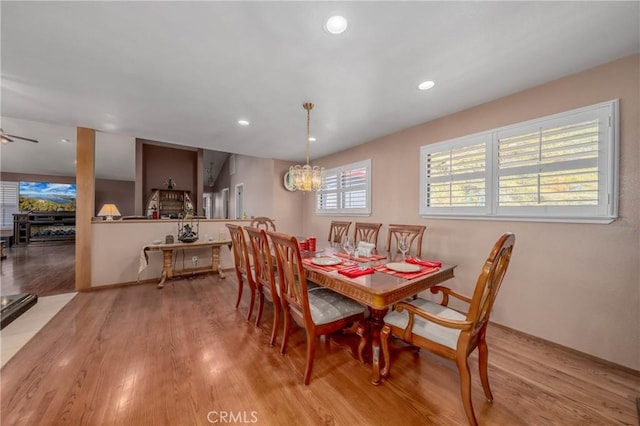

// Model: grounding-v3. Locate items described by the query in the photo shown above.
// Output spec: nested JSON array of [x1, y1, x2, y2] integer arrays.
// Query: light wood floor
[[1, 273, 638, 425]]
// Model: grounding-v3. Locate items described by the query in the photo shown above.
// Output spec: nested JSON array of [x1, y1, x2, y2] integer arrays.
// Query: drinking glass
[[342, 236, 355, 264], [398, 235, 410, 260]]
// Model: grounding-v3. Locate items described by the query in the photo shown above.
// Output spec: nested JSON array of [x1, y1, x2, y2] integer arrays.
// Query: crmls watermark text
[[207, 410, 258, 424]]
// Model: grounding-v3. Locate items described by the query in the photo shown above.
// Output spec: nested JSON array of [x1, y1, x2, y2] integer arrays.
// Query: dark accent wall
[[95, 179, 135, 216], [142, 144, 198, 211]]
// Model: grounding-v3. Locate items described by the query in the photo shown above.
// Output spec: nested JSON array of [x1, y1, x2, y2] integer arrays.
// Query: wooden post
[[75, 127, 95, 291]]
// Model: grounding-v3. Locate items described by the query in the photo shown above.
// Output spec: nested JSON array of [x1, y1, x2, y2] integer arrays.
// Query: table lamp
[[97, 204, 121, 221]]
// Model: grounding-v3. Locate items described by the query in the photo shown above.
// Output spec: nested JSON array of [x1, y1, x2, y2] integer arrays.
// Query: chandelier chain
[[303, 102, 314, 165]]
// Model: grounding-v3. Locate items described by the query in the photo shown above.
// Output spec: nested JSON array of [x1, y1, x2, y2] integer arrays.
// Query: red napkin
[[338, 265, 375, 278], [406, 258, 442, 267]]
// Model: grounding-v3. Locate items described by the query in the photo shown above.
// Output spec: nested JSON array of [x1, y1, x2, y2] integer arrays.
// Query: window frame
[[419, 100, 619, 224], [316, 159, 372, 216]]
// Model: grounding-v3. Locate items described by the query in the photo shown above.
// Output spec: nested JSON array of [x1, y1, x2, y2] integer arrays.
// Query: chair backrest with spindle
[[328, 221, 352, 245], [226, 223, 252, 280], [386, 224, 426, 258], [244, 226, 277, 299], [465, 232, 515, 338], [267, 231, 312, 328], [353, 222, 383, 249], [250, 216, 276, 232]]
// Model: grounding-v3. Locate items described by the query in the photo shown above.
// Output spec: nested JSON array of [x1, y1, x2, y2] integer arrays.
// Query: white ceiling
[[1, 1, 639, 178]]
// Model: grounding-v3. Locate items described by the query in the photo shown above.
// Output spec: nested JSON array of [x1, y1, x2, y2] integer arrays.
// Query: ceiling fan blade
[[1, 135, 14, 143], [7, 134, 39, 143]]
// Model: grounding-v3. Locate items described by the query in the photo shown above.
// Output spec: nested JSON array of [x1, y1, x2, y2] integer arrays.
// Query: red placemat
[[301, 257, 346, 272], [333, 252, 387, 263], [405, 258, 442, 267], [374, 264, 440, 280]]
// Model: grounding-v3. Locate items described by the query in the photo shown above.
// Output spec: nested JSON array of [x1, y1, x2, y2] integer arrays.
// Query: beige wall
[[302, 55, 640, 370], [230, 154, 274, 219], [91, 219, 246, 286], [271, 160, 304, 236]]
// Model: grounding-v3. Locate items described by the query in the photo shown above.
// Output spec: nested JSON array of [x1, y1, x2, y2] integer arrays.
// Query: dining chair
[[250, 216, 276, 232], [266, 230, 366, 385], [386, 224, 426, 259], [226, 223, 256, 322], [380, 233, 516, 426], [244, 226, 280, 346], [328, 221, 352, 245], [353, 222, 383, 249]]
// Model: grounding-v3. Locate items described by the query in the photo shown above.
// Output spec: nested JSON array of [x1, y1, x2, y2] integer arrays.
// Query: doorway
[[235, 183, 244, 219], [203, 193, 212, 219]]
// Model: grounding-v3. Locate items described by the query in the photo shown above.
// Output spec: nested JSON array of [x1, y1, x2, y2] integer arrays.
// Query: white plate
[[386, 262, 420, 273], [311, 257, 341, 266]]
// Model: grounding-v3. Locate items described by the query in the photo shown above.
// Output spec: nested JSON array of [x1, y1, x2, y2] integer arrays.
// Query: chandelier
[[289, 102, 325, 191]]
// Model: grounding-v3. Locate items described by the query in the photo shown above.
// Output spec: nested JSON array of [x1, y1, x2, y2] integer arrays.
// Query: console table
[[141, 240, 231, 289]]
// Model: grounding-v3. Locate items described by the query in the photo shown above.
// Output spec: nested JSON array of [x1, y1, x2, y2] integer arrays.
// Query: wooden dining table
[[300, 247, 456, 385]]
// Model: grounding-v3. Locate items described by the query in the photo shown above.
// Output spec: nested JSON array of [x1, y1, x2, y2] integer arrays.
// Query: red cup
[[308, 237, 316, 252], [300, 240, 309, 251]]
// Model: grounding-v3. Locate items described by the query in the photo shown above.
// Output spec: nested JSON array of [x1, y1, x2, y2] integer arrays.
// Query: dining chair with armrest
[[267, 230, 366, 385], [244, 226, 280, 346], [386, 224, 426, 259], [250, 216, 276, 231], [226, 224, 256, 322], [328, 221, 352, 245], [380, 232, 516, 426], [353, 222, 383, 249]]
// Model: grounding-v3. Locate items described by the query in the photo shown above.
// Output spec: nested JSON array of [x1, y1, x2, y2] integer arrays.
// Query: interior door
[[203, 192, 212, 219], [235, 183, 244, 219]]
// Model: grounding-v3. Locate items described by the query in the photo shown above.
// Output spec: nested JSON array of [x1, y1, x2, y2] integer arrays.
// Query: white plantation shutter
[[316, 160, 371, 215], [420, 100, 618, 223], [0, 181, 19, 229], [496, 104, 613, 219], [420, 134, 491, 216], [317, 171, 339, 211]]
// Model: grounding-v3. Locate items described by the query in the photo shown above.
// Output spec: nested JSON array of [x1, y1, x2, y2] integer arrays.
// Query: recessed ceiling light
[[325, 15, 348, 35], [237, 119, 250, 126], [308, 137, 316, 142], [418, 80, 435, 91]]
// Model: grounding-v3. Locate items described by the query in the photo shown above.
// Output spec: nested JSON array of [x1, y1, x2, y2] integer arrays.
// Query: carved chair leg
[[478, 338, 493, 401], [380, 325, 392, 377], [303, 333, 317, 386], [269, 301, 280, 347], [246, 286, 256, 322], [234, 273, 243, 308], [456, 353, 478, 426], [255, 291, 265, 327], [280, 307, 291, 355]]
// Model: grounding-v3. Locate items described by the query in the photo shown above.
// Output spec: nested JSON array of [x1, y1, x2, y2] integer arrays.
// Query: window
[[420, 100, 618, 223], [316, 159, 371, 216], [0, 181, 19, 230]]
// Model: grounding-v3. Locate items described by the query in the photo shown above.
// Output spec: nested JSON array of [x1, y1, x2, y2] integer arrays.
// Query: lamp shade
[[97, 204, 121, 220]]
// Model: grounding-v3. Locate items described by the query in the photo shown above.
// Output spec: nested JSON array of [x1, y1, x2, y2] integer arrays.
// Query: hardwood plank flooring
[[0, 244, 75, 296], [1, 274, 638, 425]]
